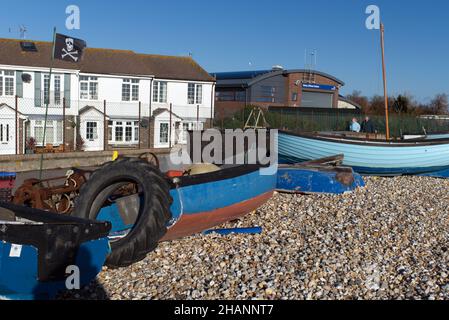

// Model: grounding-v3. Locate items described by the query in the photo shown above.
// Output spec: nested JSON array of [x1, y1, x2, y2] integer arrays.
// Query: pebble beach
[[59, 176, 449, 300]]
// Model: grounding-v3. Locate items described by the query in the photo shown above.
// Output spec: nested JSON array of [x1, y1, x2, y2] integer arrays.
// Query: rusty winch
[[12, 169, 90, 214], [12, 152, 161, 215]]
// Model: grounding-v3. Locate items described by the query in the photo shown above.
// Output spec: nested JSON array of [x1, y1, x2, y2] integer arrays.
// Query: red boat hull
[[161, 191, 273, 241]]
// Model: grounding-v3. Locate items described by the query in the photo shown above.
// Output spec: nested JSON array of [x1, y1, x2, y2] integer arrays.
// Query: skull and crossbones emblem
[[62, 38, 79, 62]]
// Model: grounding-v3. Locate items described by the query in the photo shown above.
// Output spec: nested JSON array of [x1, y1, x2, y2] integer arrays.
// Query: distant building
[[211, 66, 358, 119]]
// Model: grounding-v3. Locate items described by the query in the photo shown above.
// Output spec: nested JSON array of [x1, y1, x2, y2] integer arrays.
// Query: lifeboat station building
[[212, 67, 359, 119]]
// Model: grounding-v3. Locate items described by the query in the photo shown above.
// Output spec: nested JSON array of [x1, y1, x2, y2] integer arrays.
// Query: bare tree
[[429, 94, 449, 115]]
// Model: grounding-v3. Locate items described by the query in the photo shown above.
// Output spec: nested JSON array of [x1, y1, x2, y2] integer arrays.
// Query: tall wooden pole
[[15, 95, 18, 155], [62, 97, 66, 152], [169, 103, 172, 148], [380, 23, 390, 140], [103, 99, 107, 151], [138, 101, 141, 149]]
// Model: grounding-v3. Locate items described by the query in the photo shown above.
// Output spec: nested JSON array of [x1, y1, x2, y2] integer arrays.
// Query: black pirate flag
[[54, 33, 86, 63]]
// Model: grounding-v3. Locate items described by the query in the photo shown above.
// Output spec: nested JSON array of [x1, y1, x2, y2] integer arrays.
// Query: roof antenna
[[19, 25, 27, 39]]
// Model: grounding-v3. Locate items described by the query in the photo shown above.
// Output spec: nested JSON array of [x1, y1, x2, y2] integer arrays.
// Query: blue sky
[[1, 0, 448, 102]]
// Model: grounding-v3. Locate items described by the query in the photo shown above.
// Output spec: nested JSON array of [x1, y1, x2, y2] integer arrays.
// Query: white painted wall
[[79, 108, 105, 151], [1, 65, 215, 150], [152, 79, 214, 121]]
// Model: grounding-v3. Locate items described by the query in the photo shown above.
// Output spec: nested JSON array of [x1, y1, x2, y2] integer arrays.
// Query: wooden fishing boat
[[279, 130, 449, 176], [95, 164, 276, 242], [0, 202, 110, 300], [68, 159, 277, 267], [276, 155, 365, 194], [11, 158, 277, 269], [163, 164, 276, 240]]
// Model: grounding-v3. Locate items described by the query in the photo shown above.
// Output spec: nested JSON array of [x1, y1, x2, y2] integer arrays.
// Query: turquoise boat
[[279, 130, 449, 176]]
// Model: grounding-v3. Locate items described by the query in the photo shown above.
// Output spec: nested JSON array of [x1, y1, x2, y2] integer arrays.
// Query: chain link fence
[[0, 96, 153, 156], [215, 106, 449, 137]]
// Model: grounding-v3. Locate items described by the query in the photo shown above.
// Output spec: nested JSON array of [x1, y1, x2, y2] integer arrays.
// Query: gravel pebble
[[58, 176, 449, 300]]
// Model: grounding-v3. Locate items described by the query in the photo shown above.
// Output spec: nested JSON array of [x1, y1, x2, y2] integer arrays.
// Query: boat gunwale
[[279, 130, 449, 147], [168, 164, 270, 189]]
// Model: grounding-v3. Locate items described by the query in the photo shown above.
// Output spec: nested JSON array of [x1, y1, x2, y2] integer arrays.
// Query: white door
[[81, 120, 103, 151], [155, 121, 170, 148], [0, 119, 15, 155], [178, 123, 189, 145]]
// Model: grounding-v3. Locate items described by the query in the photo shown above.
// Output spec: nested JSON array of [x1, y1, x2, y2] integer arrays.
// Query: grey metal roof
[[212, 69, 345, 87]]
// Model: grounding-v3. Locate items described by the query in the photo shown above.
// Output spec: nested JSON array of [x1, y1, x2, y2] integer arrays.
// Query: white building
[[0, 38, 215, 154]]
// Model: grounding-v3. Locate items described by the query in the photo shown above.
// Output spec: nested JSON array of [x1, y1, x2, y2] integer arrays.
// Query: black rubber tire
[[71, 157, 172, 268]]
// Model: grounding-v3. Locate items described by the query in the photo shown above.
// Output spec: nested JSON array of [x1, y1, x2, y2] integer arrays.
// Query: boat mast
[[380, 23, 390, 140]]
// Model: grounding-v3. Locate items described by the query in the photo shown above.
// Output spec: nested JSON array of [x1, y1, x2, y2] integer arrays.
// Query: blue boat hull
[[277, 166, 365, 194], [97, 165, 277, 241], [279, 131, 449, 176], [0, 238, 109, 300], [0, 203, 111, 300]]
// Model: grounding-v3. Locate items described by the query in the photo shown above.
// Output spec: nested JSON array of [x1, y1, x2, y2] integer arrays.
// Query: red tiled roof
[[0, 38, 214, 82]]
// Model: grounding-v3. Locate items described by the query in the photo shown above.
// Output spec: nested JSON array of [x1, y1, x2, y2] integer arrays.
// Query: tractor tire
[[71, 157, 172, 268]]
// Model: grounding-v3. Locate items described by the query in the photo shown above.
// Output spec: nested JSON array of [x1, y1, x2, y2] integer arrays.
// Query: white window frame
[[122, 79, 140, 102], [108, 120, 139, 144], [32, 119, 64, 146], [152, 81, 167, 103], [186, 121, 204, 131], [0, 70, 15, 97], [0, 123, 10, 143], [85, 121, 98, 141], [188, 83, 203, 105], [159, 122, 169, 144], [42, 74, 64, 106], [80, 76, 99, 100]]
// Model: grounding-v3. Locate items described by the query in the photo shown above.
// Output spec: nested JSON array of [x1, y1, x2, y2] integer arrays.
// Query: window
[[33, 120, 63, 145], [122, 79, 139, 101], [152, 81, 167, 103], [0, 124, 9, 142], [125, 122, 133, 142], [160, 123, 169, 143], [216, 90, 246, 102], [45, 121, 54, 144], [108, 120, 139, 143], [56, 121, 63, 142], [54, 75, 61, 105], [86, 122, 98, 140], [216, 91, 234, 101], [134, 121, 139, 142], [0, 70, 15, 96], [42, 74, 63, 105], [43, 75, 50, 104], [34, 120, 44, 143], [196, 84, 202, 104], [188, 83, 203, 104], [108, 121, 113, 141], [255, 86, 276, 103], [115, 122, 123, 142], [80, 76, 98, 100], [235, 91, 246, 102]]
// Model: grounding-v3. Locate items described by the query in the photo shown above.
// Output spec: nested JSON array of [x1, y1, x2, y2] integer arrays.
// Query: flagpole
[[380, 23, 390, 140], [38, 27, 57, 180]]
